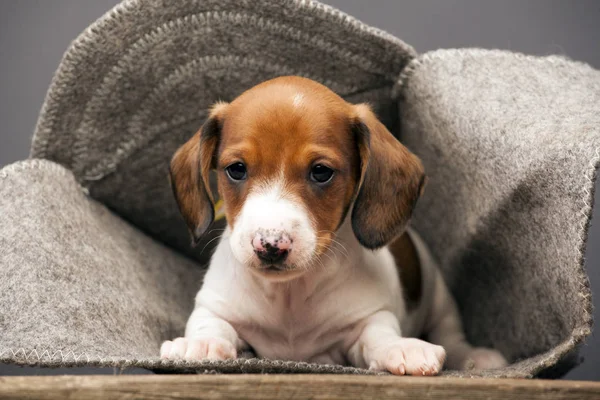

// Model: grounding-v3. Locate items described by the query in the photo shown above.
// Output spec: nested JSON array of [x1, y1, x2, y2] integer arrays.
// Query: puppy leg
[[347, 311, 446, 376], [161, 307, 245, 361], [425, 270, 507, 371]]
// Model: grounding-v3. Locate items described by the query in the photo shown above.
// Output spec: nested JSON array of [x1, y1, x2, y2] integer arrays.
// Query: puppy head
[[170, 76, 425, 281]]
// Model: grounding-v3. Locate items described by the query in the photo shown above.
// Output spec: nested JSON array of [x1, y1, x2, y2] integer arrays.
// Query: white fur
[[292, 93, 304, 108], [228, 177, 316, 271], [162, 188, 507, 374]]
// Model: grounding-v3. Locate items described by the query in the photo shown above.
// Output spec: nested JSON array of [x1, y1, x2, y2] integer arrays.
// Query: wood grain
[[0, 374, 599, 400]]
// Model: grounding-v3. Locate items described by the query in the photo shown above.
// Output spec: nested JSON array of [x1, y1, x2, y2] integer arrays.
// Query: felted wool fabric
[[0, 0, 598, 378], [29, 0, 415, 267], [398, 50, 599, 378]]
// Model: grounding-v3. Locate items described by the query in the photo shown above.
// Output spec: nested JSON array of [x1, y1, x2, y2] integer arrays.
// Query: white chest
[[231, 287, 358, 363], [200, 238, 406, 364]]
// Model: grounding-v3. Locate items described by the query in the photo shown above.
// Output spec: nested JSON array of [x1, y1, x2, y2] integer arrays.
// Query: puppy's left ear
[[351, 104, 427, 249]]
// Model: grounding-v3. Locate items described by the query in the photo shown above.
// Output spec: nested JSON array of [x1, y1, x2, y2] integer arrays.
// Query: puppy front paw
[[370, 338, 446, 376], [462, 347, 507, 370], [160, 337, 237, 361]]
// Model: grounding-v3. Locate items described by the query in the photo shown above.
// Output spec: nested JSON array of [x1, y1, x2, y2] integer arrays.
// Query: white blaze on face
[[229, 178, 316, 269], [292, 93, 304, 108]]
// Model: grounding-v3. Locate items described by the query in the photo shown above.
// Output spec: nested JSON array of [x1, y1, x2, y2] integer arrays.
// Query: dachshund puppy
[[161, 76, 507, 375]]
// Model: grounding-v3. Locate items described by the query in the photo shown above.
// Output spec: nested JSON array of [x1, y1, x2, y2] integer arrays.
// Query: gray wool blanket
[[1, 0, 599, 378]]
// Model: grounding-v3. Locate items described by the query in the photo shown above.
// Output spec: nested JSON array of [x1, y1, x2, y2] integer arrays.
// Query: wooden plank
[[0, 374, 599, 400]]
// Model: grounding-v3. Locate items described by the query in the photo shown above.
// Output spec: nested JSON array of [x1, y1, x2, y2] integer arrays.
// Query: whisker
[[199, 234, 224, 255], [320, 250, 336, 266], [315, 230, 351, 258], [312, 255, 325, 273], [303, 253, 320, 273], [242, 252, 255, 266], [227, 248, 239, 284], [327, 240, 351, 263], [331, 242, 350, 257], [329, 239, 350, 258], [205, 228, 227, 236]]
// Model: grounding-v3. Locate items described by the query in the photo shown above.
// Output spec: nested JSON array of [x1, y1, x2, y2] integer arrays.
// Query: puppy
[[161, 76, 507, 375]]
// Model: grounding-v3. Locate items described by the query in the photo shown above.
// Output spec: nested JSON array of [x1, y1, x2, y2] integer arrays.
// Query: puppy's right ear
[[169, 102, 228, 246]]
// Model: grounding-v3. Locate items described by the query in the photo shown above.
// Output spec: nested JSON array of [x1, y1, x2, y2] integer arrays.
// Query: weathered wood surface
[[0, 374, 599, 400]]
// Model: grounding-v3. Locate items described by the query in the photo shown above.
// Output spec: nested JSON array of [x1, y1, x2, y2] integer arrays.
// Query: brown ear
[[169, 102, 228, 246], [351, 104, 427, 249]]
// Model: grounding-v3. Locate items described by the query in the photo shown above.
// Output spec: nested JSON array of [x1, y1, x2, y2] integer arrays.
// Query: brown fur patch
[[351, 104, 426, 249], [389, 232, 422, 311], [171, 76, 426, 257], [213, 76, 362, 254]]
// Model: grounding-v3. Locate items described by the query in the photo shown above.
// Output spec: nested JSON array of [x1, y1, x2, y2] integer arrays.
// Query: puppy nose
[[252, 231, 292, 264]]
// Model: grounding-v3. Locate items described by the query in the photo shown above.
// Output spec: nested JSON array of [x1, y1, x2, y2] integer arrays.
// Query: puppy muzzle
[[252, 230, 292, 265]]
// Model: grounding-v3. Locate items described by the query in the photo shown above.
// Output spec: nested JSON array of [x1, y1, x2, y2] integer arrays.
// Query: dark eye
[[310, 164, 334, 184], [226, 162, 247, 181]]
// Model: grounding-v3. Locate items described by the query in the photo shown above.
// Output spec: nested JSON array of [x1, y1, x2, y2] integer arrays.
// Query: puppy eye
[[226, 162, 247, 181], [310, 164, 334, 184]]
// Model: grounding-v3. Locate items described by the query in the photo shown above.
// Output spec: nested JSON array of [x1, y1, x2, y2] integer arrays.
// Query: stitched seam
[[76, 55, 357, 182], [30, 0, 138, 161], [0, 347, 532, 377], [81, 113, 205, 183], [298, 0, 413, 51], [32, 2, 412, 164], [0, 347, 383, 375], [573, 146, 599, 333], [0, 348, 121, 365], [0, 159, 74, 180], [70, 10, 398, 177], [525, 326, 592, 377]]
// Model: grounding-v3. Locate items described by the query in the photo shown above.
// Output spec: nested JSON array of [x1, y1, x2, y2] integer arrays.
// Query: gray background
[[0, 0, 598, 380]]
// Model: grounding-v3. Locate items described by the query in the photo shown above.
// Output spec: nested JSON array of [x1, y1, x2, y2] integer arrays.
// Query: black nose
[[255, 242, 289, 264]]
